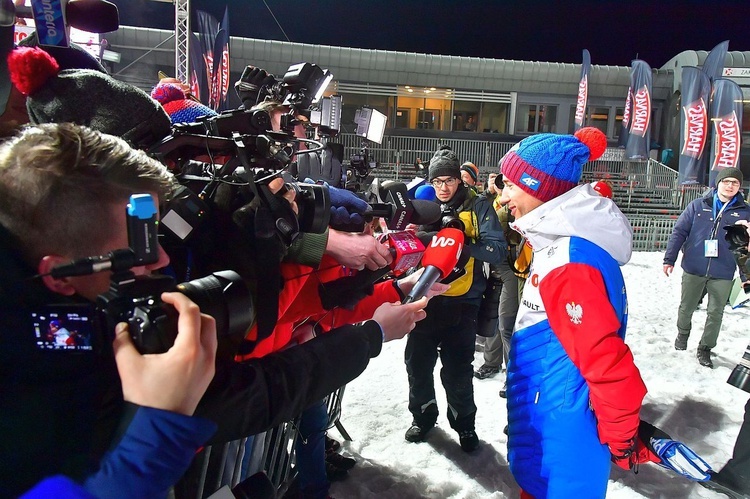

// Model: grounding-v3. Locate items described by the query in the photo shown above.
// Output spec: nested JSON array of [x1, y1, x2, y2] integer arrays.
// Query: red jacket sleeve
[[539, 263, 647, 453]]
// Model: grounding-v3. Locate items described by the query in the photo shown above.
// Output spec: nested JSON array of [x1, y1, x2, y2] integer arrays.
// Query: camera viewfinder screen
[[32, 305, 94, 351]]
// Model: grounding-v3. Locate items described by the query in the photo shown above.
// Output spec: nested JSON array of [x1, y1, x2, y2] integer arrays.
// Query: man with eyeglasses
[[664, 167, 750, 368], [403, 145, 505, 452]]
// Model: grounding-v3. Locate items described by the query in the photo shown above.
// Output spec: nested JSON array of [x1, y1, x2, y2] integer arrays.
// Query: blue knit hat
[[501, 127, 607, 202]]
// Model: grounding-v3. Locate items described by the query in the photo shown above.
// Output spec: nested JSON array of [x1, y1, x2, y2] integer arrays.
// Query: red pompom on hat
[[7, 47, 59, 96], [574, 126, 607, 161]]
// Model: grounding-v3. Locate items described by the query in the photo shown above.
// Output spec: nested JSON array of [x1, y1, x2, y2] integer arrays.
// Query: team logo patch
[[566, 302, 583, 324], [519, 172, 541, 191]]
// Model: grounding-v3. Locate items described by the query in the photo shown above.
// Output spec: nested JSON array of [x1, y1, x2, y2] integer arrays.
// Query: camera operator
[[242, 69, 392, 272], [0, 123, 409, 497], [702, 220, 750, 496], [404, 145, 506, 452], [23, 293, 219, 498]]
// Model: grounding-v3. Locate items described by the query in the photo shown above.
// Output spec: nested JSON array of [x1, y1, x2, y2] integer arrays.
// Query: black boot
[[697, 346, 714, 368], [675, 332, 689, 350], [404, 421, 434, 443]]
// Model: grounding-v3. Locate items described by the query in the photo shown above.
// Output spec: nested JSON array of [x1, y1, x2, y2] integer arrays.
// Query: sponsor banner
[[194, 9, 219, 106], [574, 49, 590, 131], [617, 86, 632, 148], [189, 31, 205, 103], [625, 60, 652, 160], [678, 67, 711, 185], [702, 40, 729, 82], [211, 7, 230, 111], [709, 78, 743, 186], [723, 68, 750, 78]]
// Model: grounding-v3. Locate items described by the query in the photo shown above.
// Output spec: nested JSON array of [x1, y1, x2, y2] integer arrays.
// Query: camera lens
[[724, 224, 750, 251], [295, 183, 331, 234], [177, 271, 254, 337], [728, 342, 750, 394]]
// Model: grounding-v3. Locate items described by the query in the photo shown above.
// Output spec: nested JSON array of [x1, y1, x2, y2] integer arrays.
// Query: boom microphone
[[403, 227, 464, 304]]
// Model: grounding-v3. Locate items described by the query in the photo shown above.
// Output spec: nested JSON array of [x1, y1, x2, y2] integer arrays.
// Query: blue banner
[[708, 78, 743, 186], [678, 67, 711, 185], [625, 60, 653, 160]]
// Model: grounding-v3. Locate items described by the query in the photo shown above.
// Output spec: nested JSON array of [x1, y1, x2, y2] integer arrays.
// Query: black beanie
[[716, 167, 744, 186], [8, 47, 171, 149], [428, 145, 461, 181]]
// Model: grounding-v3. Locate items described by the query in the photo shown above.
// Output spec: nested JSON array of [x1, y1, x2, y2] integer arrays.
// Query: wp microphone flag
[[574, 49, 591, 131], [403, 227, 464, 304], [678, 67, 711, 185], [702, 40, 729, 82], [708, 78, 743, 186], [625, 59, 652, 160]]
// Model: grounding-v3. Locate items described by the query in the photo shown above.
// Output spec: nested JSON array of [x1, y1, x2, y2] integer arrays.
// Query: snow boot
[[675, 332, 689, 350], [405, 421, 433, 443], [697, 346, 714, 368], [458, 429, 479, 452]]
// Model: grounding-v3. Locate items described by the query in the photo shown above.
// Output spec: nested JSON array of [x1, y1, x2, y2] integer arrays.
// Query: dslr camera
[[39, 194, 254, 355]]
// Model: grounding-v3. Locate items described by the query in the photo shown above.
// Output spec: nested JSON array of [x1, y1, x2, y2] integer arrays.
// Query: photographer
[[703, 220, 750, 496], [23, 293, 219, 498], [404, 145, 506, 452], [0, 123, 410, 496]]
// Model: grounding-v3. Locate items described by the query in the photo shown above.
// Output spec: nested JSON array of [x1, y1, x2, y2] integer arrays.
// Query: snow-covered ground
[[330, 251, 750, 498]]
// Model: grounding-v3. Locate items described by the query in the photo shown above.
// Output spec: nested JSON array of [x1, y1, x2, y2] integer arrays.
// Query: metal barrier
[[629, 217, 678, 252], [174, 386, 348, 498]]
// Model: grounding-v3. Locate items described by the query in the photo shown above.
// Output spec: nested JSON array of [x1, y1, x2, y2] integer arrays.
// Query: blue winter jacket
[[21, 407, 217, 499], [664, 190, 750, 280]]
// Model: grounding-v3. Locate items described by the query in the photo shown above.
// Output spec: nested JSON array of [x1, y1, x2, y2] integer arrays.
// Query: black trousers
[[404, 297, 479, 432], [718, 397, 750, 493]]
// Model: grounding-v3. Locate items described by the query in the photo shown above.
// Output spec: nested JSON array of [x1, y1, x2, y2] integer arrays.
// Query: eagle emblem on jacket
[[566, 302, 583, 324]]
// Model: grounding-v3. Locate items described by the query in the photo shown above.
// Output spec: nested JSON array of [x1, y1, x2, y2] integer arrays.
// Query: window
[[516, 104, 557, 134], [589, 107, 609, 136], [338, 93, 394, 133], [479, 102, 509, 133], [452, 101, 481, 132]]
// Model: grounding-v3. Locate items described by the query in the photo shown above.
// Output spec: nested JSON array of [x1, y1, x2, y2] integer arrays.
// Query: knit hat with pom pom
[[7, 47, 171, 148], [151, 82, 217, 124], [428, 145, 461, 181], [500, 127, 607, 202]]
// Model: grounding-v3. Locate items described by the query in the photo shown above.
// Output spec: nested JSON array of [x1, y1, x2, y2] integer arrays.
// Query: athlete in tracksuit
[[500, 128, 650, 498]]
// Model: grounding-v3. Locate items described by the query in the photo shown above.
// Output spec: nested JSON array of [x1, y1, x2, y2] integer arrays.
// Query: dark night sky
[[115, 0, 750, 68]]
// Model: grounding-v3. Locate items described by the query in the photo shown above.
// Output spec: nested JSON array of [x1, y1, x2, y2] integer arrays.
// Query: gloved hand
[[235, 65, 277, 108], [327, 185, 369, 231]]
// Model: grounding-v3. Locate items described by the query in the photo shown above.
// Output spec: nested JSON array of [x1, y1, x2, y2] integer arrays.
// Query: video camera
[[39, 194, 254, 355]]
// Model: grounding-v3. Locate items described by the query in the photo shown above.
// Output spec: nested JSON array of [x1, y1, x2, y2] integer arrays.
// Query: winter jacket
[[664, 190, 750, 280], [0, 223, 386, 497], [507, 184, 647, 499], [22, 407, 216, 499]]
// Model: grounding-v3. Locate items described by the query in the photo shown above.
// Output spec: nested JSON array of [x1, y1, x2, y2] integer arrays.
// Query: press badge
[[704, 239, 719, 257]]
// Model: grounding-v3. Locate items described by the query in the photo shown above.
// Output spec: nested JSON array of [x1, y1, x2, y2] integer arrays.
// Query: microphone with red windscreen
[[403, 227, 464, 304]]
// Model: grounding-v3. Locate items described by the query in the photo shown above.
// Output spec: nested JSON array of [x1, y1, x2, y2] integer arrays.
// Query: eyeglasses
[[431, 177, 458, 188], [720, 179, 741, 187]]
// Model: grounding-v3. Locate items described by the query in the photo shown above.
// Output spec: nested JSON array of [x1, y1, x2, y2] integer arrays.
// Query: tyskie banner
[[625, 60, 653, 160], [574, 49, 591, 131], [678, 67, 711, 185], [708, 78, 743, 186]]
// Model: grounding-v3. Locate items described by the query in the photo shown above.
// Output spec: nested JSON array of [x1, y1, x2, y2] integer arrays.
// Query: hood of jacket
[[510, 183, 633, 265]]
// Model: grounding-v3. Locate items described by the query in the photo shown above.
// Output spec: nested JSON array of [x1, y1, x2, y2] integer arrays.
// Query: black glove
[[724, 224, 750, 272], [235, 65, 277, 108]]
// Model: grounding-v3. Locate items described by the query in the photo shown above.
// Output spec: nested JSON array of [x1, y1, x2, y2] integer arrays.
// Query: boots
[[674, 332, 689, 350], [697, 346, 713, 368]]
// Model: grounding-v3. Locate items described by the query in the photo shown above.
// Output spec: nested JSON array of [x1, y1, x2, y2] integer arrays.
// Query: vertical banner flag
[[625, 60, 652, 160], [678, 67, 711, 185], [211, 6, 230, 111], [618, 86, 632, 148], [194, 10, 219, 107], [189, 31, 206, 103], [702, 40, 729, 82], [574, 49, 591, 131], [708, 78, 743, 186]]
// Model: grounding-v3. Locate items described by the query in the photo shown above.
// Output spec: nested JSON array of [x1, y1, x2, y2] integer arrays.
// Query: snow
[[329, 251, 750, 498]]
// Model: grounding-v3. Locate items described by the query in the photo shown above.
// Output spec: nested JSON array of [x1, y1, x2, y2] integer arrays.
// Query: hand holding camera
[[112, 292, 217, 416]]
